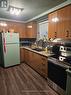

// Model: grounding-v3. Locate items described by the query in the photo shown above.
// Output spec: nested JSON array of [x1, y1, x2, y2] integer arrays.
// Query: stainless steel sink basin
[[32, 48, 44, 52]]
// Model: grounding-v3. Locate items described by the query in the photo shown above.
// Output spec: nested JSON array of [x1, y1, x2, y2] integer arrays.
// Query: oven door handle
[[48, 58, 69, 69]]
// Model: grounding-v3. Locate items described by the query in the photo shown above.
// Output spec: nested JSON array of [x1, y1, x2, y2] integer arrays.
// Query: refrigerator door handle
[[4, 37, 6, 53], [3, 32, 6, 53], [3, 33, 6, 53]]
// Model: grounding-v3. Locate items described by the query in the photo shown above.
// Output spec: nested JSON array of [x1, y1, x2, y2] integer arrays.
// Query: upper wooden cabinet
[[57, 5, 71, 39], [48, 11, 58, 39], [0, 21, 26, 38], [25, 21, 37, 38], [48, 5, 71, 39], [63, 5, 71, 39], [13, 23, 26, 38]]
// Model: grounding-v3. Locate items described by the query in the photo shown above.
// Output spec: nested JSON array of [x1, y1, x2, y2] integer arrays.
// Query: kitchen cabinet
[[57, 7, 65, 38], [24, 49, 29, 64], [33, 53, 47, 78], [20, 48, 25, 63], [0, 21, 26, 38], [57, 5, 71, 39], [25, 21, 37, 38], [23, 48, 48, 78], [13, 23, 26, 38], [48, 5, 71, 39], [48, 11, 58, 39], [63, 5, 71, 39]]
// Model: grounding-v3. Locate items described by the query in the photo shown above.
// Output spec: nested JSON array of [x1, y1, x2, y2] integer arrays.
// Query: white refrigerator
[[0, 32, 20, 67]]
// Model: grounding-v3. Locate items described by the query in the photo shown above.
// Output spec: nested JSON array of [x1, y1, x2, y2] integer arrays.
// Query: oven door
[[48, 58, 67, 90]]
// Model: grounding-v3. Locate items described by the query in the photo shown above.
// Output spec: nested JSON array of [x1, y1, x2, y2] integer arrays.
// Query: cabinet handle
[[42, 63, 45, 65], [69, 31, 71, 37], [66, 30, 69, 37], [41, 57, 46, 60], [55, 32, 57, 38]]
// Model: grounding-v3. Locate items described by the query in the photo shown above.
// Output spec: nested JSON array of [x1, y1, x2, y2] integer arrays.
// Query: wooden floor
[[0, 63, 59, 95]]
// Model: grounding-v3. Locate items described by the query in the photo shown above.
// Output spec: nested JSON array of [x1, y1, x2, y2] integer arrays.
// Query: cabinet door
[[57, 8, 65, 38], [64, 5, 71, 39], [56, 5, 71, 38], [14, 23, 26, 38], [57, 5, 71, 39], [24, 49, 48, 78], [32, 53, 48, 78], [26, 22, 37, 38], [32, 22, 37, 38], [31, 52, 41, 72], [24, 49, 29, 63], [40, 56, 48, 78], [26, 23, 32, 38], [48, 5, 71, 39], [55, 5, 71, 39], [24, 49, 33, 66], [69, 5, 71, 38], [20, 48, 24, 63], [48, 11, 58, 39], [28, 50, 34, 66]]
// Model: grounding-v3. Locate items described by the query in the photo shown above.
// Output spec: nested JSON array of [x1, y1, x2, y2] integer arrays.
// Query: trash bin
[[66, 69, 71, 95]]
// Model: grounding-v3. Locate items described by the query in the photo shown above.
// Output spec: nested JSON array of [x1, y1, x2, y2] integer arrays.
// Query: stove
[[47, 38, 71, 95]]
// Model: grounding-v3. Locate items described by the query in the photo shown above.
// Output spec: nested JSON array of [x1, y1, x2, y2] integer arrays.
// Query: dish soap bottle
[[45, 47, 48, 53]]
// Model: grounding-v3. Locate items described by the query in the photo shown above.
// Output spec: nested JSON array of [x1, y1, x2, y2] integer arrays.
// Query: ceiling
[[0, 0, 67, 22]]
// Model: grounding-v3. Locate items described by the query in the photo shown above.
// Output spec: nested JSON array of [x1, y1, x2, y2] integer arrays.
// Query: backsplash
[[20, 38, 36, 46]]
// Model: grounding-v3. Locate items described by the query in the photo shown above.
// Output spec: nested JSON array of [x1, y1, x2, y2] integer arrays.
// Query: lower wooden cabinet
[[23, 48, 48, 78], [24, 49, 29, 63], [20, 48, 25, 63], [40, 56, 48, 78]]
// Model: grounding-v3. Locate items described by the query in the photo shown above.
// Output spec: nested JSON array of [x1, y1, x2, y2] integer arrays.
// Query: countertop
[[20, 46, 54, 57]]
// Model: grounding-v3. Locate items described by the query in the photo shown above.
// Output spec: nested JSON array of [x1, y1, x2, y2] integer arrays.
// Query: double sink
[[32, 48, 44, 52]]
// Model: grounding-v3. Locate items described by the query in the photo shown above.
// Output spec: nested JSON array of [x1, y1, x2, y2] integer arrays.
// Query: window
[[37, 21, 48, 40]]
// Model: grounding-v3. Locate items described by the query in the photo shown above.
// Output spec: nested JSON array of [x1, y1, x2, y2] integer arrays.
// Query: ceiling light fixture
[[9, 6, 23, 16], [0, 0, 7, 8]]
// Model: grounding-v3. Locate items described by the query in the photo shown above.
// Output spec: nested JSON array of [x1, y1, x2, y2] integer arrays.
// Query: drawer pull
[[41, 57, 46, 60], [66, 30, 69, 37], [69, 31, 71, 37], [42, 63, 45, 65], [55, 32, 57, 38]]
